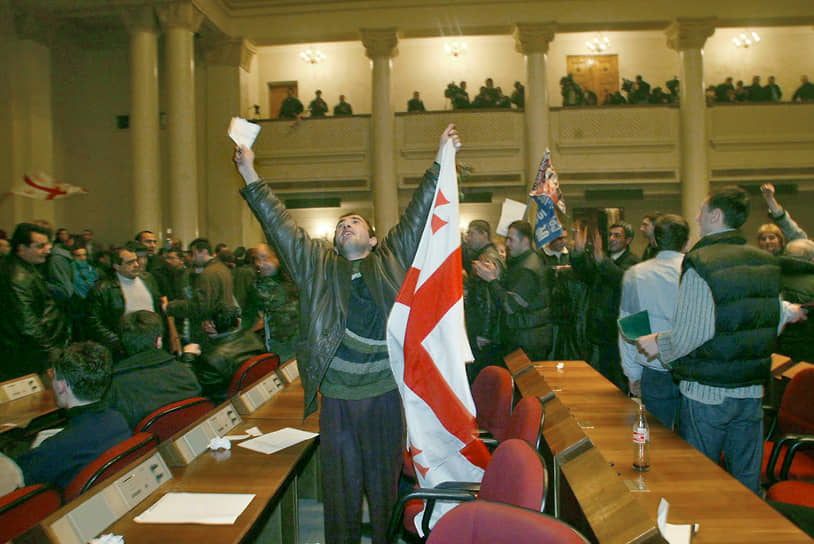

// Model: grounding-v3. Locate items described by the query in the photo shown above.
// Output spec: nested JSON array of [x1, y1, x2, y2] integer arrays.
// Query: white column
[[204, 38, 257, 246], [122, 6, 161, 235], [1, 10, 56, 225], [361, 28, 398, 235], [157, 1, 204, 245], [666, 18, 716, 237], [514, 23, 557, 185]]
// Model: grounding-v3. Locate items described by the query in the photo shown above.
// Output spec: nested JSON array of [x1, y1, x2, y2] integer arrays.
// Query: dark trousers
[[641, 367, 679, 430], [320, 389, 404, 544]]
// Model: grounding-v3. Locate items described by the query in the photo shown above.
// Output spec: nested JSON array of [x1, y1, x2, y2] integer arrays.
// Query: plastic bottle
[[165, 228, 173, 251], [632, 401, 650, 472]]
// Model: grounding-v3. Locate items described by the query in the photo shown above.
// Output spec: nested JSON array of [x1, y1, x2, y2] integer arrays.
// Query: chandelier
[[586, 36, 609, 53], [300, 48, 326, 64], [444, 41, 467, 57], [733, 32, 760, 48]]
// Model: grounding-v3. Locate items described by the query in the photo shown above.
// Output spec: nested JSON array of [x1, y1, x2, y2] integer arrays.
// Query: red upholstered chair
[[62, 432, 158, 502], [763, 368, 814, 483], [227, 352, 280, 397], [134, 397, 215, 442], [484, 396, 544, 451], [471, 366, 514, 442], [0, 484, 62, 542], [767, 480, 814, 508], [389, 438, 547, 540], [426, 501, 589, 544]]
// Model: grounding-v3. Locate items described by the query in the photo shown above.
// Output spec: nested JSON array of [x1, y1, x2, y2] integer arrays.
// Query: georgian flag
[[386, 139, 491, 534], [6, 173, 88, 200]]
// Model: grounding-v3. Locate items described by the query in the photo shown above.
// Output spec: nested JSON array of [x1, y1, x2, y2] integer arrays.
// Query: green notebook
[[618, 310, 652, 341]]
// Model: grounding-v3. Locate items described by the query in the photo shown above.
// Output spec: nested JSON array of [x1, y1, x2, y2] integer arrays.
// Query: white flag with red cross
[[386, 139, 491, 534]]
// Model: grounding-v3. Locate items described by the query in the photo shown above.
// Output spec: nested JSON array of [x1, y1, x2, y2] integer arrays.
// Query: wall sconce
[[300, 48, 326, 64], [733, 31, 760, 48], [444, 41, 467, 57]]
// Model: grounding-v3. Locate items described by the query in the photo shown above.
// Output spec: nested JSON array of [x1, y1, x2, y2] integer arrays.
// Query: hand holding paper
[[228, 117, 261, 149]]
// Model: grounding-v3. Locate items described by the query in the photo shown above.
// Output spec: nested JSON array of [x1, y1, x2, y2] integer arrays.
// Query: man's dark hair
[[336, 212, 375, 237], [508, 220, 533, 242], [125, 240, 148, 256], [134, 230, 154, 243], [9, 223, 51, 255], [120, 311, 164, 356], [468, 220, 491, 238], [610, 222, 634, 240], [11, 222, 52, 255], [708, 185, 750, 229], [214, 243, 228, 255], [53, 341, 113, 401], [642, 214, 659, 223], [654, 214, 690, 252], [212, 304, 241, 334], [189, 238, 212, 254], [53, 227, 69, 244]]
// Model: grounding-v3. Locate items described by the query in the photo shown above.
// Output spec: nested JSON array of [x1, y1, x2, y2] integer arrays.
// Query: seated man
[[184, 305, 266, 402], [104, 311, 202, 428], [10, 342, 131, 491]]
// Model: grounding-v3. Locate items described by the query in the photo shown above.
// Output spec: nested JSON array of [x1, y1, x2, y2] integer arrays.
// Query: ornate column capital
[[665, 18, 716, 51], [121, 5, 159, 35], [156, 1, 204, 33], [514, 23, 557, 55], [360, 28, 398, 59], [205, 38, 256, 70]]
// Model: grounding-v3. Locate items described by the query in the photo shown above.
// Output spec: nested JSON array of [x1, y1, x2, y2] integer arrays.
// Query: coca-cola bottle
[[633, 401, 650, 472]]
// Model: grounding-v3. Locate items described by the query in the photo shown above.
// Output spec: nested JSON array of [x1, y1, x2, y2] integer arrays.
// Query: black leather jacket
[[0, 255, 69, 380], [86, 273, 161, 355], [240, 163, 440, 419]]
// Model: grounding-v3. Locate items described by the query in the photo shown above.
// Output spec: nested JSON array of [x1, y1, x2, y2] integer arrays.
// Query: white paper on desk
[[228, 117, 261, 149], [133, 492, 255, 525], [496, 198, 528, 236], [657, 498, 698, 543], [237, 427, 318, 455]]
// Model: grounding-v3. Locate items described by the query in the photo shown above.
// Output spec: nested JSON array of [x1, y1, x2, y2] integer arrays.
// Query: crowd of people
[[1, 122, 813, 541], [461, 180, 811, 498], [444, 78, 525, 110], [561, 73, 680, 107], [278, 87, 355, 119]]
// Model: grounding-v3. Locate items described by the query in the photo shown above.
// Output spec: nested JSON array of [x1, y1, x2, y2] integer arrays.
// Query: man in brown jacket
[[168, 238, 236, 345]]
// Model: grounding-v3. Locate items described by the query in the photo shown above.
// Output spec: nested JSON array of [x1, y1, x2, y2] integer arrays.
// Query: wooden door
[[268, 81, 298, 119], [566, 55, 619, 103]]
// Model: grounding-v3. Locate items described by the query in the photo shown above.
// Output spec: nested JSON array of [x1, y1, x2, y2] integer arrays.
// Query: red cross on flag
[[387, 139, 491, 534], [6, 173, 88, 200]]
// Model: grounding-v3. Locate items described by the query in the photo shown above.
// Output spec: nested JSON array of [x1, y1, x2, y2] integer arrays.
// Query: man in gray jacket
[[234, 125, 459, 544]]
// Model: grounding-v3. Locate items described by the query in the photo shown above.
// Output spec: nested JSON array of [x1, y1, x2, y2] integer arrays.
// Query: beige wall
[[2, 20, 814, 246]]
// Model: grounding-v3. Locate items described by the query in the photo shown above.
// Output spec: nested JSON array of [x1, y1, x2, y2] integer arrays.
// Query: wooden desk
[[534, 361, 811, 543], [97, 418, 317, 544], [95, 380, 319, 544], [0, 388, 59, 434]]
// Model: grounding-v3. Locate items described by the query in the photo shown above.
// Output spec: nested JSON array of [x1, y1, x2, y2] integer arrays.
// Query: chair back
[[426, 501, 589, 544], [471, 366, 514, 441], [480, 438, 547, 512], [134, 397, 215, 442], [0, 484, 62, 542], [227, 352, 280, 397], [779, 368, 814, 435], [503, 396, 544, 449], [62, 432, 157, 502]]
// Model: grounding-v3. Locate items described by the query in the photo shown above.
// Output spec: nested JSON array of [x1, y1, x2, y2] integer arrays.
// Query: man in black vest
[[638, 186, 806, 493]]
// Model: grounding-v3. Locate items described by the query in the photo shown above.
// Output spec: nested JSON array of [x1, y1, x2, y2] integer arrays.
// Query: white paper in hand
[[228, 117, 261, 149]]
